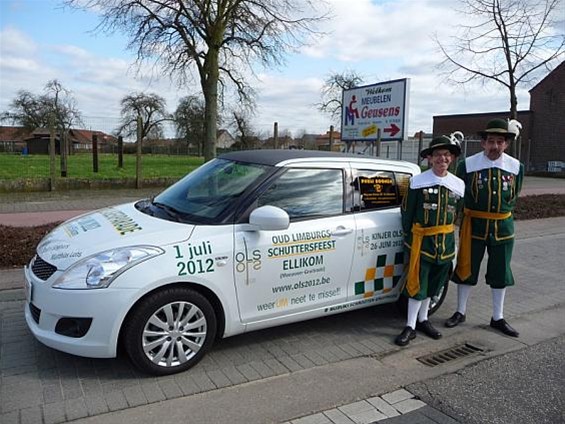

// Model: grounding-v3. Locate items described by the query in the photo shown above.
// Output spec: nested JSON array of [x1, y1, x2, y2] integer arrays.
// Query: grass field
[[0, 153, 205, 180]]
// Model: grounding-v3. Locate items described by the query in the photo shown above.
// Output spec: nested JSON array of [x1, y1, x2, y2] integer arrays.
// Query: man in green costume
[[446, 118, 523, 337], [395, 135, 464, 346]]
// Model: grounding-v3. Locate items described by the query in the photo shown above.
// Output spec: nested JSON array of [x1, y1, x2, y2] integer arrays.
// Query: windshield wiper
[[152, 201, 182, 222]]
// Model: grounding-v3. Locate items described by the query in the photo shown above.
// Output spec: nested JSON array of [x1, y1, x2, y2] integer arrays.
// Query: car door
[[349, 165, 413, 305], [233, 162, 356, 324]]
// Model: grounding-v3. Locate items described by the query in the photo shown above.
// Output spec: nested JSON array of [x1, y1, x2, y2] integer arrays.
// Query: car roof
[[219, 149, 417, 169]]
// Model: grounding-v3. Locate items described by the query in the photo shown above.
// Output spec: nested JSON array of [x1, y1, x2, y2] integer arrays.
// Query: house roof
[[316, 131, 341, 140], [71, 129, 117, 143], [217, 129, 234, 139], [434, 110, 530, 119], [0, 126, 33, 142], [0, 126, 116, 144], [529, 60, 565, 93]]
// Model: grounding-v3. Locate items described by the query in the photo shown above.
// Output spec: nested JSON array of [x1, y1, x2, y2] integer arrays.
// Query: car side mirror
[[245, 205, 290, 231]]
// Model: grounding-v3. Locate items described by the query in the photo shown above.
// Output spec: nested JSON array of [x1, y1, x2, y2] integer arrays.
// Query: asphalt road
[[409, 335, 565, 424]]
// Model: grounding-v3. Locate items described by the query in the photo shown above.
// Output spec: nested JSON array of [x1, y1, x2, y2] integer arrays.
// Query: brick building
[[433, 61, 564, 171], [433, 111, 532, 159], [528, 60, 565, 171]]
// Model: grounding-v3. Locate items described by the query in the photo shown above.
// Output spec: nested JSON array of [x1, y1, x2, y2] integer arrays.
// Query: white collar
[[410, 169, 465, 197], [465, 152, 521, 175]]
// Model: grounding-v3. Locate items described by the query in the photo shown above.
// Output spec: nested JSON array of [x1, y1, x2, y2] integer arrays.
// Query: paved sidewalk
[[0, 188, 160, 226], [286, 388, 457, 423], [0, 176, 563, 227], [1, 218, 563, 423]]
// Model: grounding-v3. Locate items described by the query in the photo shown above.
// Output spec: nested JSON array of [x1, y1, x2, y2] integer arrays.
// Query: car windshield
[[152, 158, 271, 223]]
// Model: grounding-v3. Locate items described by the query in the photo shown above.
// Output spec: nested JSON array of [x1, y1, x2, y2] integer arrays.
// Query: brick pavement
[[285, 389, 458, 424], [1, 221, 564, 423]]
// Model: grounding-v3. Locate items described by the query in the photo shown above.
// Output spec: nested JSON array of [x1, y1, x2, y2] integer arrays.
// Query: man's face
[[481, 134, 509, 160], [428, 148, 453, 176]]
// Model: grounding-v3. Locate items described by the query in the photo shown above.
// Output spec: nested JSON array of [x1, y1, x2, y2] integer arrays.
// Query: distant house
[[315, 130, 343, 151], [433, 60, 564, 171], [0, 126, 117, 154], [433, 111, 532, 158], [0, 126, 32, 152], [217, 129, 235, 148]]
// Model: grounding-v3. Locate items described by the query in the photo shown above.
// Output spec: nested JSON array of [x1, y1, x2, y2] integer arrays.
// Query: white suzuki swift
[[24, 150, 447, 375]]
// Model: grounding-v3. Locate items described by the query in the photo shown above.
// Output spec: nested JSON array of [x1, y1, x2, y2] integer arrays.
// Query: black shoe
[[395, 326, 416, 346], [490, 318, 519, 337], [416, 320, 442, 339], [445, 312, 466, 328]]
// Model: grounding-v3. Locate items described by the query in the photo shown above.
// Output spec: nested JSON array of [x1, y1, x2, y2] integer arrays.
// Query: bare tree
[[2, 80, 82, 133], [118, 92, 169, 141], [318, 70, 364, 123], [45, 80, 83, 158], [435, 0, 565, 123], [67, 0, 328, 162], [174, 95, 206, 156], [231, 111, 258, 150], [1, 90, 48, 129]]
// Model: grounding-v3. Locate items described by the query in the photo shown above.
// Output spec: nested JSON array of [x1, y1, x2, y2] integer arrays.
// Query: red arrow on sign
[[383, 123, 400, 137]]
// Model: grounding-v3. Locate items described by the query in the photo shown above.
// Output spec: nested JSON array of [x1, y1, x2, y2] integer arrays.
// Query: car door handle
[[332, 226, 353, 236]]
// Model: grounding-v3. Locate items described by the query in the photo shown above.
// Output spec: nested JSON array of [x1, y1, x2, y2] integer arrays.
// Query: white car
[[24, 150, 447, 375]]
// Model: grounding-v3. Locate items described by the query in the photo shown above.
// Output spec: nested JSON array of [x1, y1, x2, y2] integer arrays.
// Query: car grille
[[29, 303, 41, 324], [31, 255, 57, 281]]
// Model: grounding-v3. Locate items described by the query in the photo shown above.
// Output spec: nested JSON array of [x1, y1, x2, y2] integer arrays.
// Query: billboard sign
[[341, 78, 410, 142]]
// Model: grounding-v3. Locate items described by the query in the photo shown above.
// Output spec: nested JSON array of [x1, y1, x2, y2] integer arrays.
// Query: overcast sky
[[0, 0, 563, 138]]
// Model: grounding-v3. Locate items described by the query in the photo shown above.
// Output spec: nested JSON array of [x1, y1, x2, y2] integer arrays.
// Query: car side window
[[395, 172, 411, 204], [352, 170, 411, 211], [257, 168, 344, 219]]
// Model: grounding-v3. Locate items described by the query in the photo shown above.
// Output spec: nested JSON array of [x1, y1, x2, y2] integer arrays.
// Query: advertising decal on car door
[[234, 216, 355, 323]]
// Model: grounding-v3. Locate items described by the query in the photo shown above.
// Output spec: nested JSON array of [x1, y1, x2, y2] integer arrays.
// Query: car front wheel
[[123, 287, 217, 375]]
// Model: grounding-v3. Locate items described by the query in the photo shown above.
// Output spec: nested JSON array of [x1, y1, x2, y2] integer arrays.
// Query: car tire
[[428, 281, 448, 315], [123, 287, 217, 376], [396, 278, 449, 317]]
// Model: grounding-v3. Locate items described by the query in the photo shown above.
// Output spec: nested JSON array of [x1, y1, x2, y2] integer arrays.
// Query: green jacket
[[401, 172, 463, 264], [456, 153, 524, 244]]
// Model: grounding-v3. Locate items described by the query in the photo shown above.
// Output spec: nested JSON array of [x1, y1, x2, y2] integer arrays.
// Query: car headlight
[[52, 246, 164, 290]]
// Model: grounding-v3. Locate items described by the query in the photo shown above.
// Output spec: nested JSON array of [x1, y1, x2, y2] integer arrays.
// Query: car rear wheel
[[123, 287, 217, 375], [428, 282, 448, 315]]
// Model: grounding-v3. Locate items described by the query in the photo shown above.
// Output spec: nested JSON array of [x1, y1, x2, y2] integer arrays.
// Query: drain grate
[[417, 343, 484, 367]]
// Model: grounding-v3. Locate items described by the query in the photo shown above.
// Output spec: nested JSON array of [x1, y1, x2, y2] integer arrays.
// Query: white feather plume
[[507, 119, 522, 137], [449, 131, 464, 147]]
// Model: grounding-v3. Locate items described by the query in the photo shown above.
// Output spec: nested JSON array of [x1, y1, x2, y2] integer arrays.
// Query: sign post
[[341, 79, 410, 153]]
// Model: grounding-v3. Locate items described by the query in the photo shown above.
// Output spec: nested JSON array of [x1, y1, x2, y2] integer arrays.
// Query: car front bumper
[[24, 266, 137, 359]]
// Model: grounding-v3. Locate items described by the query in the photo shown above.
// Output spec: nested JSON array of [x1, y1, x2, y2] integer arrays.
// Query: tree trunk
[[202, 49, 219, 162], [509, 84, 518, 157]]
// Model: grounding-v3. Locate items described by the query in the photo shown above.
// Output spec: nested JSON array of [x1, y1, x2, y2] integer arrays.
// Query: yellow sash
[[454, 208, 512, 281], [406, 223, 454, 296]]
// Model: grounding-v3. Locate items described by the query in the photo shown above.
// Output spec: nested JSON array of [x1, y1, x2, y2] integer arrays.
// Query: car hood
[[36, 202, 195, 270]]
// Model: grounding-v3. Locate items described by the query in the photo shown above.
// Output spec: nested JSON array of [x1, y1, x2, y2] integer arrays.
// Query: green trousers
[[453, 238, 515, 288], [404, 258, 451, 301]]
